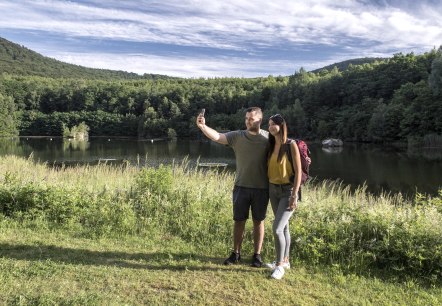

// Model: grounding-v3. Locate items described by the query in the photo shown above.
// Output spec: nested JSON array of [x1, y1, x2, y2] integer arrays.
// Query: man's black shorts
[[232, 185, 269, 221]]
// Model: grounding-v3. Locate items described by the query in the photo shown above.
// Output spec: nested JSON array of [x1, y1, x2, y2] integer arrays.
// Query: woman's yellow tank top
[[268, 152, 293, 185]]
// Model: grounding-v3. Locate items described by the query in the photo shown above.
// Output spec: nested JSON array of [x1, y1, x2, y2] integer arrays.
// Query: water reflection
[[407, 147, 442, 161], [310, 143, 442, 197], [0, 137, 440, 197], [321, 147, 343, 154], [63, 139, 90, 151]]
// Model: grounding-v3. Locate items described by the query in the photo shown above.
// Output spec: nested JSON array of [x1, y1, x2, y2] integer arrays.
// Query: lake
[[1, 137, 441, 197]]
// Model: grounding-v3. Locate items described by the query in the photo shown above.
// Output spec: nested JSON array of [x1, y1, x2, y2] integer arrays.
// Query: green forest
[[1, 37, 441, 143]]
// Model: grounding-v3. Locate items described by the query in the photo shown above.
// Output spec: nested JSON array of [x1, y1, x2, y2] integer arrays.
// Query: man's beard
[[247, 124, 260, 133]]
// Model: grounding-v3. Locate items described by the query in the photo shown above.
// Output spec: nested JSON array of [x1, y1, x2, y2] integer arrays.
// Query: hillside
[[0, 37, 170, 80], [1, 36, 387, 80], [311, 57, 386, 73]]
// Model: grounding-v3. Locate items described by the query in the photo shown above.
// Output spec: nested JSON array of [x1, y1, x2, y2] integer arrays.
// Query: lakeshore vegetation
[[1, 156, 441, 304]]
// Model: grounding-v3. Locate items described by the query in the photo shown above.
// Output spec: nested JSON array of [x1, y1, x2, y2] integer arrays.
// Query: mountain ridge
[[0, 37, 170, 80], [310, 57, 387, 73], [1, 36, 384, 79]]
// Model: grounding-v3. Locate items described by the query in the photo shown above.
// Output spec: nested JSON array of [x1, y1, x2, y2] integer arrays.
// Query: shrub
[[135, 165, 173, 197], [167, 128, 177, 139]]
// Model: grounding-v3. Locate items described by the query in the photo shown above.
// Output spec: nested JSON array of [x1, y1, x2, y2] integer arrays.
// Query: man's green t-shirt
[[225, 129, 269, 189]]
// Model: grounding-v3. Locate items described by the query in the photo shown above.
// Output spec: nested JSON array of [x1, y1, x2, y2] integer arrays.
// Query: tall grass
[[293, 181, 442, 281], [1, 155, 441, 281]]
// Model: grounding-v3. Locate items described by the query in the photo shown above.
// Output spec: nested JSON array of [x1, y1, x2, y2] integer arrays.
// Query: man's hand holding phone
[[196, 108, 205, 128]]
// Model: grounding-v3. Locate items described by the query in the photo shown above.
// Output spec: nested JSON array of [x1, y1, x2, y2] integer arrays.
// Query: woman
[[266, 114, 302, 280]]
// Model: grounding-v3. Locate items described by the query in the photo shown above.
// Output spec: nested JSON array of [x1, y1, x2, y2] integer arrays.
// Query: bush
[[135, 165, 173, 196], [63, 121, 89, 139], [167, 128, 177, 139]]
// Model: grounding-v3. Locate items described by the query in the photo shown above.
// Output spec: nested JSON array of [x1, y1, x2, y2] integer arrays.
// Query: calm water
[[1, 137, 441, 197]]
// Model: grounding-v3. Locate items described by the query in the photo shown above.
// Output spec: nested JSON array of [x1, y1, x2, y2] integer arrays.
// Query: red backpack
[[286, 139, 311, 185]]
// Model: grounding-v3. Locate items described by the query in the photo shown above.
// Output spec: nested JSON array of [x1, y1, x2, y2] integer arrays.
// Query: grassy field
[[1, 155, 441, 305], [1, 226, 441, 305]]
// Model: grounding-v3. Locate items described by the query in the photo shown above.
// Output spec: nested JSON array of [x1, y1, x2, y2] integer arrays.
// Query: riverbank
[[0, 156, 441, 304]]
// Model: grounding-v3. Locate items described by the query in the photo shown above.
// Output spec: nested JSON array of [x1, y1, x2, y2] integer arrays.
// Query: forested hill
[[0, 37, 169, 80], [0, 35, 441, 144], [311, 57, 386, 73]]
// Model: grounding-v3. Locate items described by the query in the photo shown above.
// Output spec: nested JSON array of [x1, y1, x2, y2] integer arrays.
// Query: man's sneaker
[[223, 252, 240, 265], [271, 266, 285, 280], [265, 261, 291, 270], [251, 253, 263, 267]]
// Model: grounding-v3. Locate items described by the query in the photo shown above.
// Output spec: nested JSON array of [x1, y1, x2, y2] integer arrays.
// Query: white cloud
[[0, 0, 441, 76], [52, 51, 310, 78], [1, 0, 441, 49]]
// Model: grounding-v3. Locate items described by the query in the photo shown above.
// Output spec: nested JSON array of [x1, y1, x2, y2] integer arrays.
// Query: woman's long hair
[[268, 114, 288, 162]]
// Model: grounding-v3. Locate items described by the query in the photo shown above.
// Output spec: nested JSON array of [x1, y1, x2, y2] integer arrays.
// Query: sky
[[0, 0, 441, 78]]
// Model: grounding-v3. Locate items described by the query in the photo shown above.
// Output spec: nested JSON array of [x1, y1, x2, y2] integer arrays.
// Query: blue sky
[[0, 0, 441, 78]]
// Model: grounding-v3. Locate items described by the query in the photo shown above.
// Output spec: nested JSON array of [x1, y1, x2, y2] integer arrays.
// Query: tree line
[[1, 48, 441, 143]]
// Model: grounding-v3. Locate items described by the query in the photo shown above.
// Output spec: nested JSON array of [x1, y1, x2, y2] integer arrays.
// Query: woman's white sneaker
[[271, 266, 285, 280], [265, 261, 290, 270]]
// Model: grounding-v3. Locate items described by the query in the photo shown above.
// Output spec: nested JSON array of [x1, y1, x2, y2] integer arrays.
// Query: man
[[196, 107, 269, 267]]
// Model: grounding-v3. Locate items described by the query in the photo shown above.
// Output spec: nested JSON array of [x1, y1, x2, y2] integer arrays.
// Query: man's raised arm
[[196, 114, 228, 145]]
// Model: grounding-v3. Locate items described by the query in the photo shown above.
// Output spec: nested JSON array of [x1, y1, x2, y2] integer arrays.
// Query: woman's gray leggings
[[269, 184, 295, 263]]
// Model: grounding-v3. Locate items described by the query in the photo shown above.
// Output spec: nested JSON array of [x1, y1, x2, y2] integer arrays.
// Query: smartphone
[[199, 108, 205, 117]]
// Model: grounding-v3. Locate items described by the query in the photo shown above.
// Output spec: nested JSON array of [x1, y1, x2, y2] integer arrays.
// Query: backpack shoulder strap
[[285, 138, 302, 200], [285, 139, 295, 174]]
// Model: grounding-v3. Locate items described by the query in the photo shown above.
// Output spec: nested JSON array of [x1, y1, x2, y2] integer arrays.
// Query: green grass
[[1, 155, 442, 305], [1, 226, 441, 305]]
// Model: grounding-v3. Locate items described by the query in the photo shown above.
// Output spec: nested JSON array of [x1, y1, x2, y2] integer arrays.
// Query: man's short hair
[[246, 107, 263, 118]]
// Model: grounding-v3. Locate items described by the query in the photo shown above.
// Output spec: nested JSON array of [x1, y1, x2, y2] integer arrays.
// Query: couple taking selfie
[[196, 106, 302, 280]]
